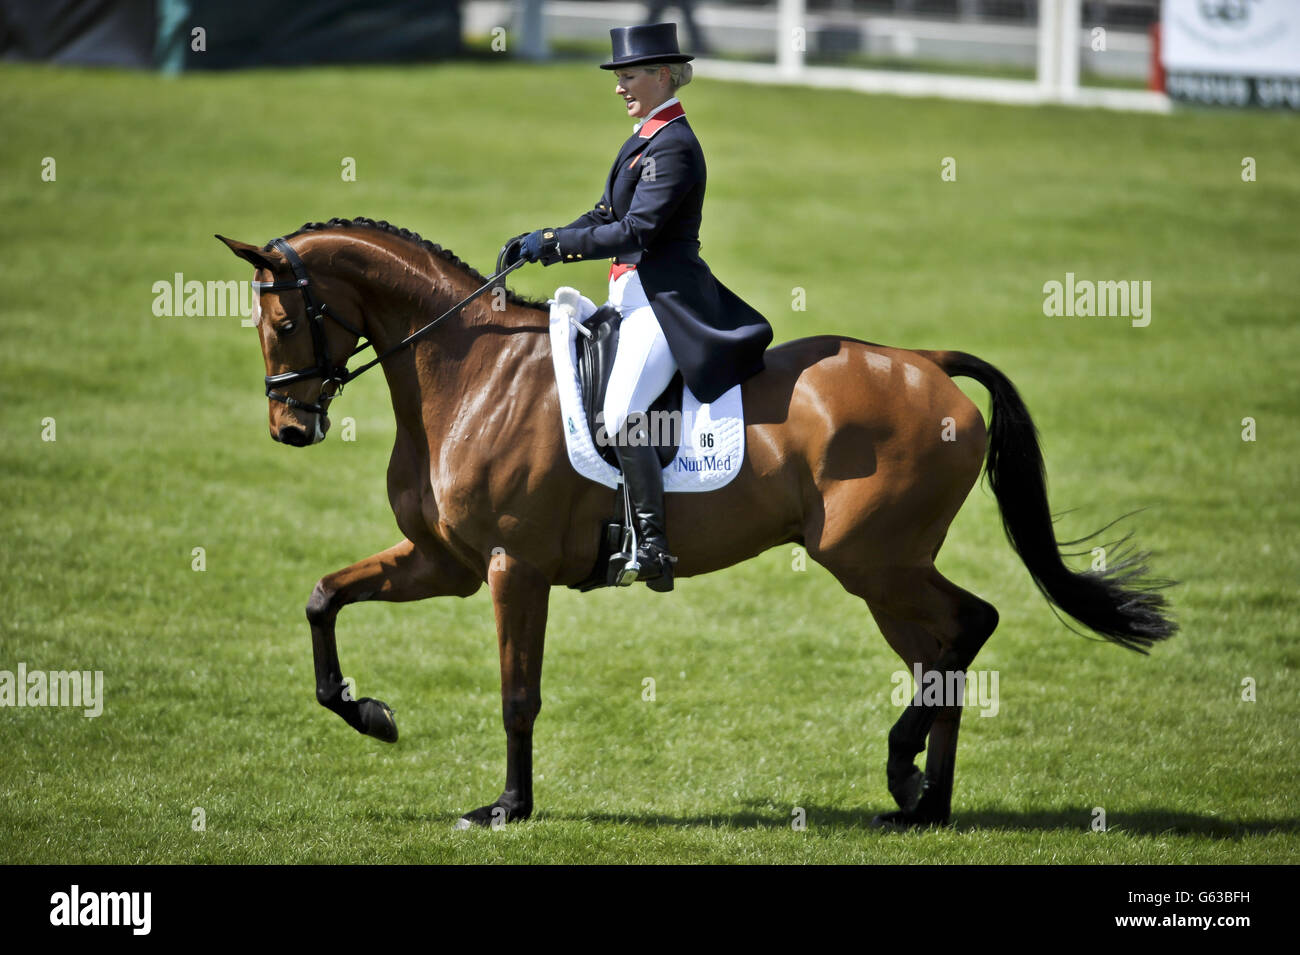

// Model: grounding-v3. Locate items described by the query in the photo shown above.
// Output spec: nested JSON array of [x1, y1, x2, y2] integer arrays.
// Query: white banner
[[1162, 0, 1300, 77]]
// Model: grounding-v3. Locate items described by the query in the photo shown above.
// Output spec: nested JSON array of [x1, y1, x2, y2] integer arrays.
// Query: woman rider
[[503, 23, 772, 592]]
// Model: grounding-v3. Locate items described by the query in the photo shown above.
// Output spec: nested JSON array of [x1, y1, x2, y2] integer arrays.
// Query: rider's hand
[[499, 232, 529, 268], [520, 229, 544, 263], [500, 230, 560, 268], [521, 229, 561, 266]]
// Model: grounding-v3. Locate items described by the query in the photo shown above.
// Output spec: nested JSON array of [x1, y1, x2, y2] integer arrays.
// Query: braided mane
[[267, 217, 549, 309]]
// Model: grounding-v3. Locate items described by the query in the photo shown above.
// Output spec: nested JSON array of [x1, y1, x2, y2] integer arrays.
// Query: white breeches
[[603, 269, 679, 437]]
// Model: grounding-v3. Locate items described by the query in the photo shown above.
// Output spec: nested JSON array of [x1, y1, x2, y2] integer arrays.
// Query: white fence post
[[1059, 0, 1081, 99], [1037, 0, 1082, 102], [777, 0, 805, 78]]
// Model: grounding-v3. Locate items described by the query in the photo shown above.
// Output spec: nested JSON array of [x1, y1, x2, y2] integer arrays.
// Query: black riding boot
[[614, 427, 677, 592]]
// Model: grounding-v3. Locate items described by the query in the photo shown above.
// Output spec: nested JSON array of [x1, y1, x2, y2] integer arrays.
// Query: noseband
[[255, 237, 525, 417]]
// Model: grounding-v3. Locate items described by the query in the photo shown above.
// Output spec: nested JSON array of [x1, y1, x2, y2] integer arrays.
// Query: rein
[[257, 237, 527, 416]]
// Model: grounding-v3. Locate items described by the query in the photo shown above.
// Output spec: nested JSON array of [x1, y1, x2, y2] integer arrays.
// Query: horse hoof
[[456, 803, 499, 830], [454, 801, 530, 830], [358, 697, 398, 743], [888, 767, 925, 812], [870, 808, 950, 830]]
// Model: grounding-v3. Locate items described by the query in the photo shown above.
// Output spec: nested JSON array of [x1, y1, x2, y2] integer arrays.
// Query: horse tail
[[917, 349, 1178, 653]]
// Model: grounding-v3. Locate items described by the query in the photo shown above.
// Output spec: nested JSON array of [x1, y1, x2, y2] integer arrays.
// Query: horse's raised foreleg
[[455, 550, 550, 829], [306, 537, 481, 742]]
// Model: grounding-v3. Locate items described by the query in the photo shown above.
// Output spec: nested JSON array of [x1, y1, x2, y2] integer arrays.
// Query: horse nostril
[[278, 425, 311, 447]]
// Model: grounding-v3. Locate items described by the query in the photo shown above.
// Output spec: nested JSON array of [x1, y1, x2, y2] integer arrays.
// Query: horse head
[[217, 233, 368, 446], [219, 218, 551, 449]]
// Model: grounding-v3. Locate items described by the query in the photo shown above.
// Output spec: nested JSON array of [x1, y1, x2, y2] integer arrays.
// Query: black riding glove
[[499, 232, 530, 269], [521, 229, 562, 266]]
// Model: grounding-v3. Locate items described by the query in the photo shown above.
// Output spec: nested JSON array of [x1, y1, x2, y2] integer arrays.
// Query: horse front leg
[[456, 550, 550, 829], [306, 537, 481, 741]]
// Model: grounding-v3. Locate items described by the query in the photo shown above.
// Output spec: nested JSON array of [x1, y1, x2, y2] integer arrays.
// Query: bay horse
[[217, 218, 1176, 829]]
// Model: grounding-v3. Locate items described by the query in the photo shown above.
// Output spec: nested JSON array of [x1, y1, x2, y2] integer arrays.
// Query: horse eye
[[279, 320, 297, 335]]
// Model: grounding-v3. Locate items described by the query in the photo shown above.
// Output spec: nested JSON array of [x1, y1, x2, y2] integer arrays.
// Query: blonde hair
[[643, 62, 693, 92]]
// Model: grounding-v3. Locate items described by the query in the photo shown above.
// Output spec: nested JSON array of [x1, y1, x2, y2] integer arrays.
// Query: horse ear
[[215, 234, 279, 271]]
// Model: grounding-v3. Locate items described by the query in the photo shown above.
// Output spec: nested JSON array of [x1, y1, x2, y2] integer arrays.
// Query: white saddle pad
[[547, 287, 744, 493]]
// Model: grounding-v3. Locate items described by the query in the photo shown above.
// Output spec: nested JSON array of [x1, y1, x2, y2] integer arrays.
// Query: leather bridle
[[256, 238, 365, 416], [255, 236, 527, 417]]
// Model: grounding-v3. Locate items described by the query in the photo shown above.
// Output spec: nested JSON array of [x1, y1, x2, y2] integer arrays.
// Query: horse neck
[[341, 240, 552, 448]]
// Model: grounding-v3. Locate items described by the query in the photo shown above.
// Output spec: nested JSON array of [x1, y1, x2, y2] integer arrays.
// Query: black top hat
[[600, 23, 694, 70]]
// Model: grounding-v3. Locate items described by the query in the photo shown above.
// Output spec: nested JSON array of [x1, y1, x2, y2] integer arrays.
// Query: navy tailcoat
[[551, 103, 773, 404]]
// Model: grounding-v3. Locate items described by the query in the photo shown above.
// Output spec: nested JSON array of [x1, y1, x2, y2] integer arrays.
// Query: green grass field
[[1, 59, 1297, 864]]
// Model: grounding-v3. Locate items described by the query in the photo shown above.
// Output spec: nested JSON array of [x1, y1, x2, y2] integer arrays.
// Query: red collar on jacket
[[636, 101, 685, 139]]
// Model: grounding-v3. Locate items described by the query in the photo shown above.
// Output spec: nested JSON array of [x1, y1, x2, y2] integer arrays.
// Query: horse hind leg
[[834, 564, 998, 827]]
